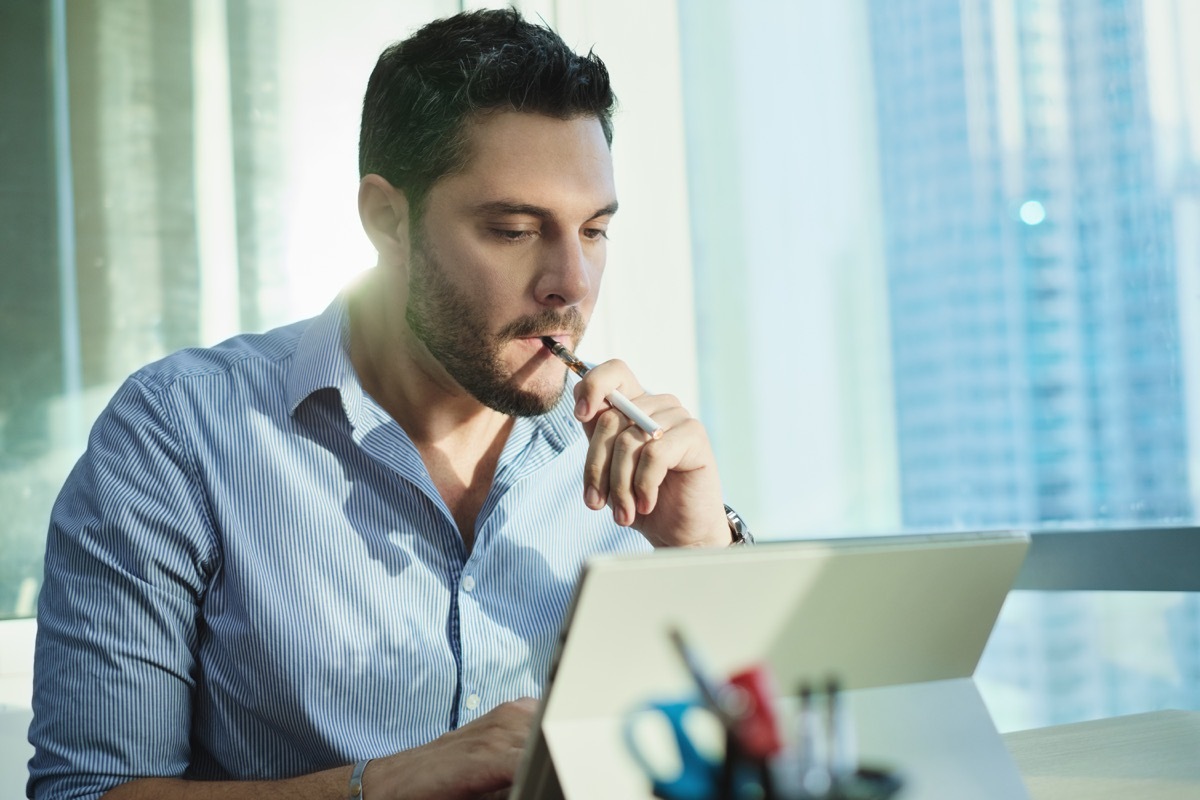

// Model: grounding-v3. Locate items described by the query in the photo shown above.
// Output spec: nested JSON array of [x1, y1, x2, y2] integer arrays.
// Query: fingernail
[[585, 486, 601, 508], [574, 397, 587, 418]]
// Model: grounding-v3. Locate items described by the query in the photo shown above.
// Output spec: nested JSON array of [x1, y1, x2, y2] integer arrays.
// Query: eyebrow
[[473, 200, 620, 221]]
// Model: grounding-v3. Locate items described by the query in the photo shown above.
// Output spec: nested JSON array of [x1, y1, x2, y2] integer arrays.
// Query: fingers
[[571, 359, 726, 548], [572, 359, 721, 533], [472, 698, 536, 785], [582, 408, 621, 511], [474, 697, 537, 737], [627, 416, 707, 515], [571, 359, 643, 423], [430, 698, 536, 797], [607, 406, 692, 524], [582, 396, 692, 525], [371, 697, 539, 799]]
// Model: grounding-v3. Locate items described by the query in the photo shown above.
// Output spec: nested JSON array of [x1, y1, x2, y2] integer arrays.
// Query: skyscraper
[[868, 0, 1036, 528], [868, 0, 1189, 530], [866, 0, 1194, 726]]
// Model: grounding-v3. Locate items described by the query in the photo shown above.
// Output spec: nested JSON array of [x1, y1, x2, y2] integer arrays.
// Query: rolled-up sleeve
[[28, 374, 218, 800]]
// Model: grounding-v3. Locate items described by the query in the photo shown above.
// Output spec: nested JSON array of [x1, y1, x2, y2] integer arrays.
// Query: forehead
[[431, 110, 617, 213]]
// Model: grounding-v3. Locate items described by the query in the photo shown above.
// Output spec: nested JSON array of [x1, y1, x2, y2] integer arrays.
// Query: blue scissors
[[622, 695, 768, 800]]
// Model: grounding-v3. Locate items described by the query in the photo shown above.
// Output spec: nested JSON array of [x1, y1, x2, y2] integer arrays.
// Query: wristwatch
[[725, 504, 754, 546]]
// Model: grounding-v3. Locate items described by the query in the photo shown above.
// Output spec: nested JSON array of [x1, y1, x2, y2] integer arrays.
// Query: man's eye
[[583, 228, 609, 241], [493, 229, 536, 242]]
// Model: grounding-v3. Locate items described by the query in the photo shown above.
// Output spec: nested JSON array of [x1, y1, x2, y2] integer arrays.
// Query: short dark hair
[[359, 7, 616, 216]]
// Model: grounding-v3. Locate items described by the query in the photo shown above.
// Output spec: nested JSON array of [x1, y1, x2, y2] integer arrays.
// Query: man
[[29, 8, 743, 800]]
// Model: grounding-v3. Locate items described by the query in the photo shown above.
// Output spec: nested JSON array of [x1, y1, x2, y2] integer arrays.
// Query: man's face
[[403, 111, 617, 416]]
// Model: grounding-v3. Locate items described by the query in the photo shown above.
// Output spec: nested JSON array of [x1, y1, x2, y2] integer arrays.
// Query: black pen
[[540, 336, 663, 439]]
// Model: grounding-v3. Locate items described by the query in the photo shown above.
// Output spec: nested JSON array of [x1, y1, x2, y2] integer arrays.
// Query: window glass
[[0, 0, 454, 621], [678, 0, 1200, 729]]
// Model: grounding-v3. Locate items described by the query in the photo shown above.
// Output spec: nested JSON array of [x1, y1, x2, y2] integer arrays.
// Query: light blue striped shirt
[[28, 294, 650, 799]]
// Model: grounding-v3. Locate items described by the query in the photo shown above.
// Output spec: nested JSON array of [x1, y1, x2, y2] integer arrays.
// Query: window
[[678, 0, 1200, 729], [1, 0, 426, 622]]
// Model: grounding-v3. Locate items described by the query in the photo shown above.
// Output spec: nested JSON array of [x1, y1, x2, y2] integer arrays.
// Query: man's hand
[[572, 360, 730, 548], [99, 699, 538, 800], [368, 697, 537, 800]]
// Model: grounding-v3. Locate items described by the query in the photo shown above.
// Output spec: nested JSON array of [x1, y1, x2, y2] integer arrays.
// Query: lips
[[517, 333, 572, 348]]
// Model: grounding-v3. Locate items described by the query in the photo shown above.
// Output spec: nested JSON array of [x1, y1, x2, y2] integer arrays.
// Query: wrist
[[349, 759, 370, 799], [365, 752, 435, 800], [367, 738, 483, 800]]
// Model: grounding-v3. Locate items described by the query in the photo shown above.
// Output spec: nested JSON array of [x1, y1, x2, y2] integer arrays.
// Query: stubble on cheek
[[405, 249, 584, 416]]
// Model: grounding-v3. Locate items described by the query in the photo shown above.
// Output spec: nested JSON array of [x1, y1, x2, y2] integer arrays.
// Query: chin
[[480, 387, 561, 418], [465, 369, 564, 418], [512, 376, 569, 416], [522, 380, 568, 412]]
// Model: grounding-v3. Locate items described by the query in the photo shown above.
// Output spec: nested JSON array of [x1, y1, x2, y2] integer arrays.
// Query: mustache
[[498, 307, 586, 341]]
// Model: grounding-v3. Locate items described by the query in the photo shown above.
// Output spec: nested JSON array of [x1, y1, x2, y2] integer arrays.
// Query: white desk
[[6, 707, 1198, 797], [1004, 710, 1200, 800]]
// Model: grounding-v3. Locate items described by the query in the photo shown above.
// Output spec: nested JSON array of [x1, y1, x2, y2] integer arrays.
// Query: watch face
[[725, 504, 754, 545]]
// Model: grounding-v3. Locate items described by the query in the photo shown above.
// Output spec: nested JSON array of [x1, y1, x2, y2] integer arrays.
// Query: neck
[[348, 269, 511, 450]]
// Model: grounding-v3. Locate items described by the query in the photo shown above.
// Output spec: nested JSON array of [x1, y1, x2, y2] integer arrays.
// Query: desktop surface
[[1004, 709, 1200, 800]]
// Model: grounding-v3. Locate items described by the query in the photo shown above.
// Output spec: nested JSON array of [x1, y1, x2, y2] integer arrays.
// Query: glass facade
[[679, 0, 1200, 728], [856, 0, 1200, 727], [870, 0, 1189, 529]]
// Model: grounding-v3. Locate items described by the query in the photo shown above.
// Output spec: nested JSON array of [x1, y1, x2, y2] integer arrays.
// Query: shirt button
[[465, 693, 481, 710], [462, 575, 476, 592]]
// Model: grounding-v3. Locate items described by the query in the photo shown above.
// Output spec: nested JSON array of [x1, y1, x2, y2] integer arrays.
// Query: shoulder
[[81, 316, 318, 490], [131, 318, 310, 399]]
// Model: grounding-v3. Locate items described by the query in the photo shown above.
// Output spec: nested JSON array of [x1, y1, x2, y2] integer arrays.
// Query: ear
[[358, 174, 412, 261]]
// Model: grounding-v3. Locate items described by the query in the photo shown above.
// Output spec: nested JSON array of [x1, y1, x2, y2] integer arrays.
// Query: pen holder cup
[[823, 766, 904, 800]]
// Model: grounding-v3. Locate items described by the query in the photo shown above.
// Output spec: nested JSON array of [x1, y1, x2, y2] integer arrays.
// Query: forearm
[[97, 758, 443, 800], [96, 758, 485, 800], [96, 699, 532, 800], [100, 764, 352, 800]]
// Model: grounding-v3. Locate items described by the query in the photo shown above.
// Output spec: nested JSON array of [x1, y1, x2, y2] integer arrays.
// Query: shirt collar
[[535, 377, 583, 455], [285, 292, 363, 424]]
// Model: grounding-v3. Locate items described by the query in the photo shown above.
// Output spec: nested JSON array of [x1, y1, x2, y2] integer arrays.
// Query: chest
[[435, 479, 491, 551], [416, 435, 508, 551], [188, 409, 652, 772], [195, 460, 635, 758]]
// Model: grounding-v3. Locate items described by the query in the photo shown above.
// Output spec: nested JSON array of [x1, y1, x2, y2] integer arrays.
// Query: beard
[[405, 233, 587, 417]]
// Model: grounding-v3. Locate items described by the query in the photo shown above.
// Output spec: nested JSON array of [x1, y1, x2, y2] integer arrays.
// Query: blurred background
[[1, 0, 1198, 753]]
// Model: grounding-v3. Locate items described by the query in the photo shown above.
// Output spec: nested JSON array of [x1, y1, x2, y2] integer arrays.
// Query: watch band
[[349, 758, 371, 799], [724, 504, 754, 546]]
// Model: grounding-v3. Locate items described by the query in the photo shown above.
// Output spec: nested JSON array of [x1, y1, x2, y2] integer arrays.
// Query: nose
[[534, 233, 593, 308]]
